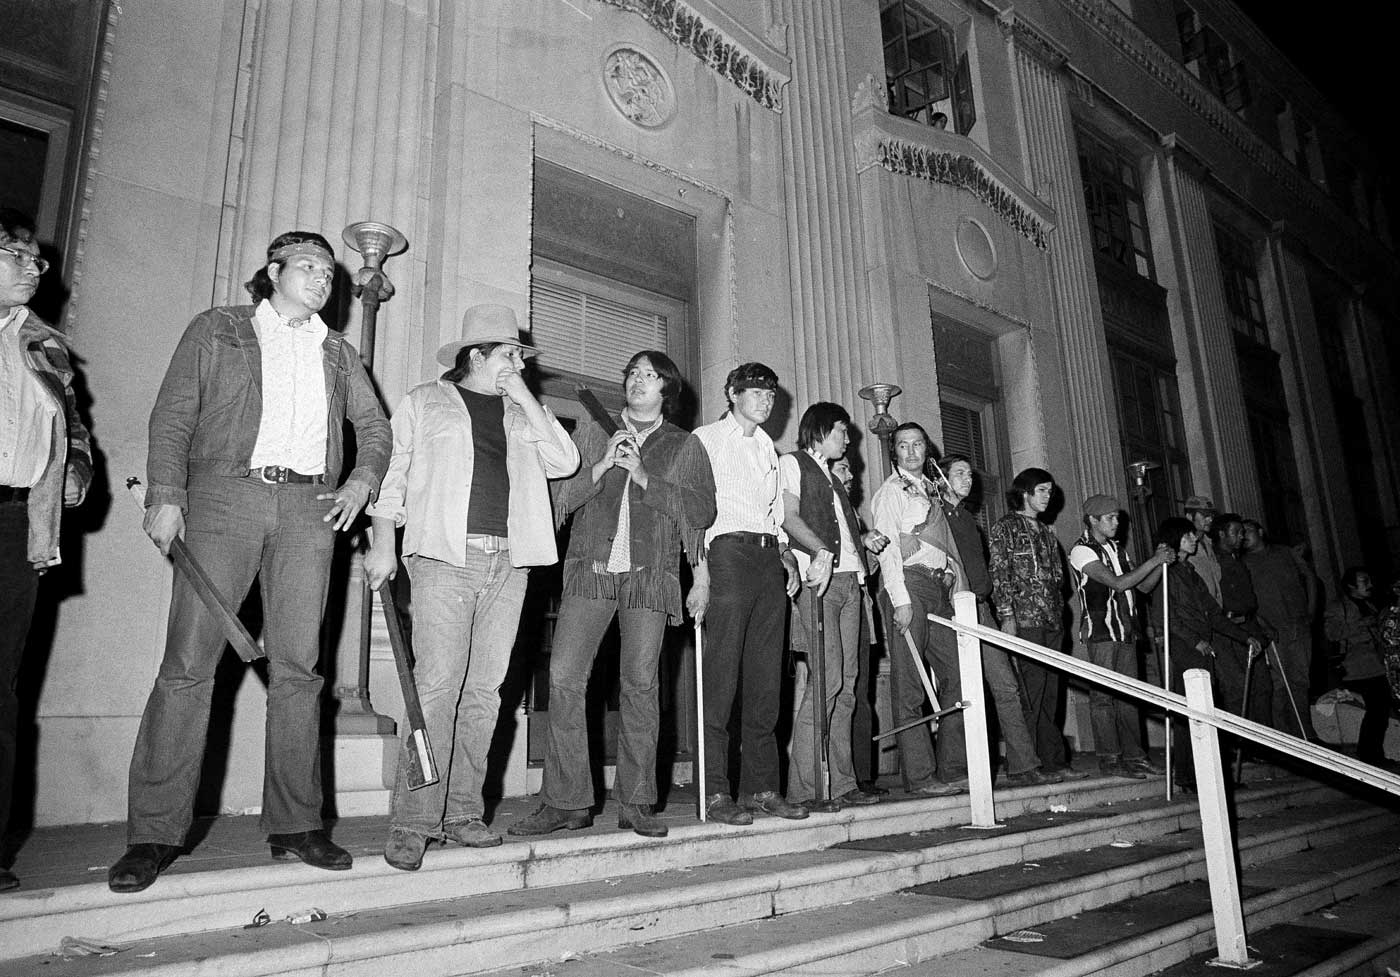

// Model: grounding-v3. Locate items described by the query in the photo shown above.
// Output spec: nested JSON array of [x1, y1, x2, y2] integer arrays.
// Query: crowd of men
[[1, 219, 1391, 895]]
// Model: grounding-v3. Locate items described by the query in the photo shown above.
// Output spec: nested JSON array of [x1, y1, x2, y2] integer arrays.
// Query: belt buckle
[[259, 466, 286, 484]]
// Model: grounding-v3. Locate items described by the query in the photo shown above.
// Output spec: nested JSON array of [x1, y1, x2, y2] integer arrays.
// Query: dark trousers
[[851, 597, 876, 783], [701, 537, 787, 798], [126, 475, 335, 845], [1269, 623, 1319, 741], [1018, 626, 1068, 768], [542, 578, 669, 810], [882, 571, 967, 787], [1167, 640, 1215, 787], [1, 501, 39, 849], [1342, 676, 1393, 765]]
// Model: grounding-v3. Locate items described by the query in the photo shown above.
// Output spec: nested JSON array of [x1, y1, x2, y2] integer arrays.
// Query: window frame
[[879, 0, 975, 135], [1078, 127, 1155, 282]]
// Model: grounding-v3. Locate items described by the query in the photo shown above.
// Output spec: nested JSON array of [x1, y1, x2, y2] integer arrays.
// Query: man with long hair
[[511, 351, 713, 839], [112, 231, 390, 892]]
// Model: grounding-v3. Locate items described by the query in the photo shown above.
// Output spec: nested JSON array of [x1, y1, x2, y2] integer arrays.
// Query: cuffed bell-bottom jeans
[[390, 550, 527, 836]]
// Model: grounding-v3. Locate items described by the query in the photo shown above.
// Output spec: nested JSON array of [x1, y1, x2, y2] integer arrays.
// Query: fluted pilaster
[[219, 0, 433, 402], [1009, 42, 1120, 494], [777, 0, 873, 411], [1160, 150, 1260, 516]]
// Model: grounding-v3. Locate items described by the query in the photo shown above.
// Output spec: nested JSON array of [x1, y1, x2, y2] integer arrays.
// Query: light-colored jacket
[[16, 313, 92, 568], [368, 379, 579, 568]]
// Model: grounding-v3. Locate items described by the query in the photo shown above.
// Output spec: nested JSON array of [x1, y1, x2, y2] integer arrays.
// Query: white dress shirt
[[0, 306, 56, 488], [693, 411, 781, 547], [248, 299, 329, 474]]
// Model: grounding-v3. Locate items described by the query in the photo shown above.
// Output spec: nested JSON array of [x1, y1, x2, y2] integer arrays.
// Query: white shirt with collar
[[693, 411, 781, 547], [0, 305, 57, 488], [871, 468, 952, 607], [248, 299, 329, 475]]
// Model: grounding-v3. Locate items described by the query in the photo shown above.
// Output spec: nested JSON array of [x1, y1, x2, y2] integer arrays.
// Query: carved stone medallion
[[603, 46, 675, 129]]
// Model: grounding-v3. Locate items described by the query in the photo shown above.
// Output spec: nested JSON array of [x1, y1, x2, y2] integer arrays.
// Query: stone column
[[777, 0, 875, 412], [1157, 141, 1261, 517], [218, 0, 437, 809], [1003, 18, 1120, 497]]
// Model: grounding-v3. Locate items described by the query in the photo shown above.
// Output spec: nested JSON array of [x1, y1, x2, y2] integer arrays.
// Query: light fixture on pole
[[1127, 458, 1160, 499], [343, 221, 408, 369], [333, 220, 407, 735]]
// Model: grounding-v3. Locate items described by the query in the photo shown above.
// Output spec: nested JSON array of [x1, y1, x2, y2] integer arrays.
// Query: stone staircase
[[3, 769, 1398, 977]]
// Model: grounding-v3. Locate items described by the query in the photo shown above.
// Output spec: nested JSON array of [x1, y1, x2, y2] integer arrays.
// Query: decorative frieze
[[869, 135, 1051, 250], [597, 0, 787, 112]]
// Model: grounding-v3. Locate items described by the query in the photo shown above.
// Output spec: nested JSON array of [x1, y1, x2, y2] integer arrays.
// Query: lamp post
[[332, 221, 407, 734], [858, 382, 905, 788]]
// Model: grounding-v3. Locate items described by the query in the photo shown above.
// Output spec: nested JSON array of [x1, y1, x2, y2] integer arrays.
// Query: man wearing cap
[[1068, 495, 1171, 778], [1183, 496, 1221, 602], [689, 363, 804, 825], [111, 231, 391, 893], [365, 304, 579, 869], [1, 209, 92, 893]]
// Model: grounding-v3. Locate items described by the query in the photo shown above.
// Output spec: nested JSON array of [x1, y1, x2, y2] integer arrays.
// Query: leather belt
[[251, 466, 326, 485], [0, 485, 30, 504], [713, 531, 779, 549], [466, 534, 508, 554]]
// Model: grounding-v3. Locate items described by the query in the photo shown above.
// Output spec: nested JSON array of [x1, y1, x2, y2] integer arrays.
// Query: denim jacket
[[16, 313, 93, 568], [146, 305, 390, 511]]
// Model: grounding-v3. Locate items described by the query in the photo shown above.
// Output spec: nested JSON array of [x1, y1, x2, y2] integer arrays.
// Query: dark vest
[[1075, 534, 1135, 642], [789, 450, 861, 569]]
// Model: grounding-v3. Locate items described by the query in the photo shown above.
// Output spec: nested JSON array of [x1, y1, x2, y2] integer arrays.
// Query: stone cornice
[[995, 8, 1069, 71], [1050, 0, 1326, 219], [597, 0, 790, 113], [854, 106, 1054, 251]]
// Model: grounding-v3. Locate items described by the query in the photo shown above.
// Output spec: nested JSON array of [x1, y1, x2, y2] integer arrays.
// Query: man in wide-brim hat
[[365, 302, 579, 871]]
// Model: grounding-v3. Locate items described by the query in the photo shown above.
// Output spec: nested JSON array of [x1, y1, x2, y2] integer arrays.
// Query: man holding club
[[112, 231, 391, 892]]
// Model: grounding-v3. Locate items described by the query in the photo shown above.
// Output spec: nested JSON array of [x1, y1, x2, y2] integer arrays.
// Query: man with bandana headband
[[109, 231, 391, 893]]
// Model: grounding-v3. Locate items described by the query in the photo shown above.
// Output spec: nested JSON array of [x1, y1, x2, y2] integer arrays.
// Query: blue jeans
[[789, 573, 862, 803], [883, 570, 968, 786], [1086, 640, 1148, 762], [390, 551, 527, 834], [541, 580, 669, 810], [127, 475, 336, 843]]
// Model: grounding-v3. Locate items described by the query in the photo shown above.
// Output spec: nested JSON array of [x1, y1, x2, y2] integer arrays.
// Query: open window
[[880, 0, 976, 135]]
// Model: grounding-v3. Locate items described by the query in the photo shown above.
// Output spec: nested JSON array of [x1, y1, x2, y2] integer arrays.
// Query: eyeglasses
[[626, 369, 661, 383], [0, 245, 49, 275]]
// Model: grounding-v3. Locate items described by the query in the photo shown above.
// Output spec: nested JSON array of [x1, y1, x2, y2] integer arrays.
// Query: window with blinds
[[939, 398, 1001, 525], [531, 274, 671, 384]]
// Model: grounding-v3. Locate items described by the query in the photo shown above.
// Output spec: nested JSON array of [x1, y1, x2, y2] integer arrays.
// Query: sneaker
[[443, 818, 503, 848], [383, 827, 427, 871], [617, 803, 668, 838], [1099, 759, 1147, 780], [508, 803, 592, 836], [705, 793, 753, 825], [747, 790, 809, 820]]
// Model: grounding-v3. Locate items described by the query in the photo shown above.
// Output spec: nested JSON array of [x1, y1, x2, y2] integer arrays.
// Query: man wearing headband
[[110, 231, 391, 892], [690, 362, 804, 825]]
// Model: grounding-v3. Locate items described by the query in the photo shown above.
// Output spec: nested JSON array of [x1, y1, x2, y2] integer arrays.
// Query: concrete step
[[493, 818, 1400, 977], [0, 770, 1181, 961], [0, 773, 1371, 976]]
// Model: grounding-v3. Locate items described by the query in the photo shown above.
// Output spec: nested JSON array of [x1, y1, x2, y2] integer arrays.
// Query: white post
[[1183, 668, 1257, 969], [953, 591, 996, 828], [694, 622, 707, 822]]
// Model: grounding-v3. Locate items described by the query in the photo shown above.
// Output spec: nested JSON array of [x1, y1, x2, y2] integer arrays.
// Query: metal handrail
[[921, 590, 1400, 969], [931, 609, 1400, 797]]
